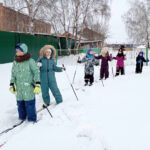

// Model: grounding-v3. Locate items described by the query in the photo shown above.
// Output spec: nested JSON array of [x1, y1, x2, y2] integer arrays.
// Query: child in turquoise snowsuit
[[37, 45, 65, 107]]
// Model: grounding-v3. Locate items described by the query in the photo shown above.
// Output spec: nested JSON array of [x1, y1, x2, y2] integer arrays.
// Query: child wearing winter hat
[[135, 51, 149, 73], [37, 45, 65, 108], [9, 43, 41, 122], [94, 47, 112, 80], [78, 49, 98, 86], [113, 48, 126, 76]]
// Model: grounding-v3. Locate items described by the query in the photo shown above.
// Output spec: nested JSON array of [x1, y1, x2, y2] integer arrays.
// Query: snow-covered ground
[[0, 54, 150, 150]]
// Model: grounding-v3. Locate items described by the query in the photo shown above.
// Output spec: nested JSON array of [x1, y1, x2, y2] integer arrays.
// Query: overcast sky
[[107, 0, 131, 44]]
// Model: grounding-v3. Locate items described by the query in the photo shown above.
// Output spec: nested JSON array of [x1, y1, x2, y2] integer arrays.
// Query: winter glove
[[62, 67, 66, 71], [95, 63, 99, 66], [37, 62, 42, 67], [146, 59, 149, 62], [9, 83, 16, 94], [33, 84, 41, 94]]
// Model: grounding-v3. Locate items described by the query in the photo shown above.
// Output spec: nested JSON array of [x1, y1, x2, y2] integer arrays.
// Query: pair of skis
[[0, 104, 53, 144], [0, 105, 53, 148], [0, 142, 6, 148], [0, 120, 24, 136], [0, 120, 24, 148]]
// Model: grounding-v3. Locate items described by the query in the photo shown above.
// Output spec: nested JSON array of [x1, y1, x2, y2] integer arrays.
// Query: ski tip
[[0, 142, 6, 148]]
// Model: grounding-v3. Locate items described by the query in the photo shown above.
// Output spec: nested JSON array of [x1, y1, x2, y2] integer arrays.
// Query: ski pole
[[99, 64, 104, 87], [110, 54, 114, 78], [42, 99, 53, 118], [111, 62, 114, 78], [112, 66, 114, 78], [33, 84, 53, 118], [72, 56, 80, 84], [101, 79, 104, 87], [45, 107, 53, 118], [62, 64, 79, 101]]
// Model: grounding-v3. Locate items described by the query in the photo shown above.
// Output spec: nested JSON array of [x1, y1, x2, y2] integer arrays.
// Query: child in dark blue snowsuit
[[135, 51, 149, 73]]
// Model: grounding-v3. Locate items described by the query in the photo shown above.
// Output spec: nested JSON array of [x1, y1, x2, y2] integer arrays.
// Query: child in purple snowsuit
[[113, 48, 126, 76], [94, 50, 112, 80]]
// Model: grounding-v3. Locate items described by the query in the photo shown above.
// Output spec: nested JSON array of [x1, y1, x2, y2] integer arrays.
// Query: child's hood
[[39, 45, 56, 59]]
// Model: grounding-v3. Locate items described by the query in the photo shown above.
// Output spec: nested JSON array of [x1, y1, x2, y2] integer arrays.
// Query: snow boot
[[84, 82, 88, 86], [42, 104, 50, 108], [89, 83, 93, 86]]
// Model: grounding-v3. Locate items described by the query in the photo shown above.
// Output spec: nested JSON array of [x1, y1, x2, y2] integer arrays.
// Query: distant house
[[77, 28, 104, 49], [78, 27, 105, 41], [59, 29, 104, 49], [79, 40, 103, 49], [0, 3, 51, 34]]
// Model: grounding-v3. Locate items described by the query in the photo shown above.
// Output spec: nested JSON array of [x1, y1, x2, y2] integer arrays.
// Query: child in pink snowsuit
[[113, 48, 126, 76]]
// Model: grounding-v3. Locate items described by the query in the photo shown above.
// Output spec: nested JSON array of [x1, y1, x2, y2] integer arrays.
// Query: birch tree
[[43, 0, 110, 52], [123, 0, 150, 48]]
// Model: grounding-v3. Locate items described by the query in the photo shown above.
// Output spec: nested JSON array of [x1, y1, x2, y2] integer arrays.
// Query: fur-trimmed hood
[[39, 45, 56, 59]]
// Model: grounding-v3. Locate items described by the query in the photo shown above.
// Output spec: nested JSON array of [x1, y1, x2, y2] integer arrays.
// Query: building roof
[[60, 32, 75, 39], [78, 27, 105, 41]]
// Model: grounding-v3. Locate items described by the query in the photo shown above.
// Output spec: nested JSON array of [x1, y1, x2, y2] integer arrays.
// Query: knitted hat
[[139, 51, 144, 56], [139, 51, 143, 54], [15, 43, 28, 54], [87, 48, 92, 54]]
